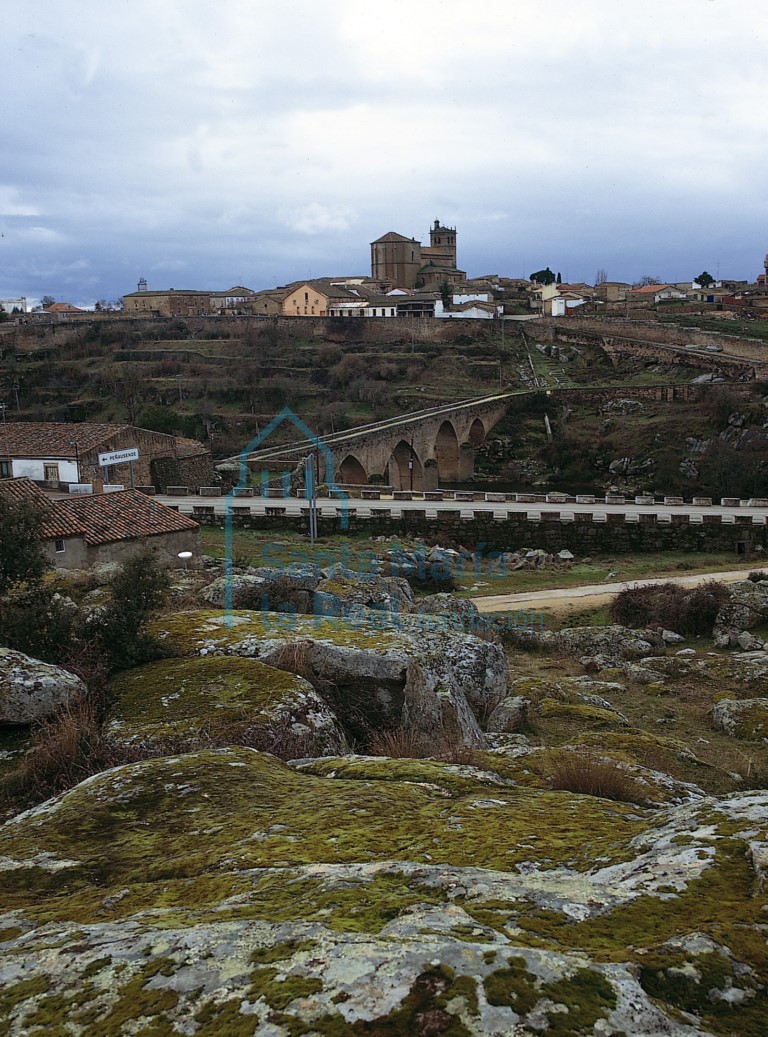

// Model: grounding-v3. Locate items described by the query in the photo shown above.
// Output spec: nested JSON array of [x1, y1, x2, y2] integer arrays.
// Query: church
[[370, 219, 466, 289]]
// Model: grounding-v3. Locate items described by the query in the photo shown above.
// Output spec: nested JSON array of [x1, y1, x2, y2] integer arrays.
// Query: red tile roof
[[0, 477, 83, 538], [53, 490, 198, 545], [0, 422, 132, 458], [627, 284, 671, 295], [0, 479, 198, 545]]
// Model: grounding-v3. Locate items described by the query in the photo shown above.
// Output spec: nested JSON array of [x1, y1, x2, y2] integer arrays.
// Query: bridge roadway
[[155, 492, 768, 524]]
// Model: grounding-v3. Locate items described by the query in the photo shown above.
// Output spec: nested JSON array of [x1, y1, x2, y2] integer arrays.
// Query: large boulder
[[713, 579, 768, 646], [150, 609, 508, 748], [201, 564, 322, 613], [0, 747, 766, 1035], [107, 656, 346, 756], [313, 573, 415, 616], [0, 647, 86, 724], [712, 697, 768, 740], [537, 625, 659, 665]]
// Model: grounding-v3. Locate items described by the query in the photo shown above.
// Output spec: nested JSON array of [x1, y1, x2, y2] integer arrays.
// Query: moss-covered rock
[[148, 610, 508, 749], [107, 656, 346, 755], [0, 648, 87, 725], [711, 697, 768, 740], [1, 749, 767, 1035]]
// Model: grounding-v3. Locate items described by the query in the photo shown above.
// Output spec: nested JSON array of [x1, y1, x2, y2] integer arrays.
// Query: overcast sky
[[2, 0, 767, 307]]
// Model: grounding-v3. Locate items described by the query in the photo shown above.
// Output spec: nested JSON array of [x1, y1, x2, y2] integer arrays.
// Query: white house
[[0, 297, 28, 314]]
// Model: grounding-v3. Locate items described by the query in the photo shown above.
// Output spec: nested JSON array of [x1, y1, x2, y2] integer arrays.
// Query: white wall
[[11, 458, 79, 482]]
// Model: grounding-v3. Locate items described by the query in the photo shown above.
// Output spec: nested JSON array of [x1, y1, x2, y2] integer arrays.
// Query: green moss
[[724, 701, 768, 740], [107, 655, 317, 746], [0, 976, 49, 1022], [250, 939, 318, 964], [539, 698, 626, 728], [539, 968, 616, 1036], [72, 961, 178, 1036], [194, 998, 262, 1036], [295, 755, 511, 798], [0, 749, 653, 929], [150, 609, 406, 658], [639, 948, 768, 1037], [483, 956, 539, 1014], [249, 966, 323, 1009]]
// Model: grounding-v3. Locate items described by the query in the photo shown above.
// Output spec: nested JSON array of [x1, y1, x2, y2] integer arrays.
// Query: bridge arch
[[338, 453, 368, 485], [468, 417, 486, 446], [435, 420, 460, 483], [386, 440, 424, 491]]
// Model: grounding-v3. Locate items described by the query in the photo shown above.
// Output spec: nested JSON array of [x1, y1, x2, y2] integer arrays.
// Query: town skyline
[[2, 0, 767, 307]]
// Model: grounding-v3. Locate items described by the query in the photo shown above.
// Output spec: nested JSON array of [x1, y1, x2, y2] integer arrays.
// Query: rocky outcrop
[[0, 748, 765, 1036], [713, 579, 768, 647], [107, 656, 346, 755], [486, 695, 530, 732], [0, 647, 86, 724], [711, 697, 768, 740], [313, 572, 415, 616], [150, 610, 508, 748], [537, 625, 659, 666]]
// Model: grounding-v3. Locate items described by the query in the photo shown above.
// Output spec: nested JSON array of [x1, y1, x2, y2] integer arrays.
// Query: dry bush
[[547, 750, 645, 804], [1, 697, 131, 810], [609, 580, 729, 637], [368, 726, 428, 759], [268, 640, 316, 681], [368, 725, 482, 766]]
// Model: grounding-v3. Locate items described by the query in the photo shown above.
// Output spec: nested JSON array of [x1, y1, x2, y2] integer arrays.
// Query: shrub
[[88, 548, 170, 672], [547, 750, 645, 804], [0, 697, 128, 810], [609, 580, 729, 637], [0, 583, 79, 664]]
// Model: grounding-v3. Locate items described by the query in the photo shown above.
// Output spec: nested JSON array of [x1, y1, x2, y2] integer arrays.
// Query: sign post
[[98, 447, 139, 490]]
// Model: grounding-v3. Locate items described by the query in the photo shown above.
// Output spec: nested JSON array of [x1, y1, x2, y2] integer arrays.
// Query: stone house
[[0, 422, 213, 492], [0, 477, 201, 569], [282, 281, 366, 317], [122, 288, 214, 317]]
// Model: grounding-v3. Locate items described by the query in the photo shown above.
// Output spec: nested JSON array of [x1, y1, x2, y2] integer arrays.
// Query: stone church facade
[[370, 220, 466, 289]]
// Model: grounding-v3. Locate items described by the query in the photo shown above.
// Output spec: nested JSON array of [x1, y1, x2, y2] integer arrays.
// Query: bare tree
[[594, 268, 608, 285]]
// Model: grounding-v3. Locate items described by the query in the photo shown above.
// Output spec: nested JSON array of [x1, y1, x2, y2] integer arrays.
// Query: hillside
[[4, 313, 768, 496]]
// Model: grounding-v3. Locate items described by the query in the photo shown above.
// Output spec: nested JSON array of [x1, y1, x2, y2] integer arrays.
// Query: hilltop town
[[3, 220, 768, 322]]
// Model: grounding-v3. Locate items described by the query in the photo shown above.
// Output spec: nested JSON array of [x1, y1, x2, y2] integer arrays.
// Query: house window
[[0, 460, 10, 478], [54, 539, 65, 554], [44, 463, 59, 482]]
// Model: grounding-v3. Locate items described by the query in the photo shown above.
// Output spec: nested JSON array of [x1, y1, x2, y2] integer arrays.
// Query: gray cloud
[[2, 0, 767, 305]]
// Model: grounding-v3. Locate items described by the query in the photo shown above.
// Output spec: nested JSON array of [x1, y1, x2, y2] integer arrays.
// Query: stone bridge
[[536, 318, 764, 379], [236, 393, 515, 491]]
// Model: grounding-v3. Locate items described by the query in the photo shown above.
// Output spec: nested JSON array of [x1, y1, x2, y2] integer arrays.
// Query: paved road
[[470, 568, 759, 614]]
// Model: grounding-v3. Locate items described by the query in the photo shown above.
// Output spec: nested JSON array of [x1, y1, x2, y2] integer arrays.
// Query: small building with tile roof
[[0, 422, 213, 492], [0, 477, 200, 569]]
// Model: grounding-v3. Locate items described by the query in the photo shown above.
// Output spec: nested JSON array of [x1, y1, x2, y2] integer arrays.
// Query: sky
[[2, 0, 767, 307]]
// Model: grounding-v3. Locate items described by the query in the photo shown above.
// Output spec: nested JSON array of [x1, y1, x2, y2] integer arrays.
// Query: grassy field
[[200, 527, 761, 595]]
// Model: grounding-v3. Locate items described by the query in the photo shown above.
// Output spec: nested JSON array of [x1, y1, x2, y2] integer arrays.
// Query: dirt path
[[470, 569, 757, 615]]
